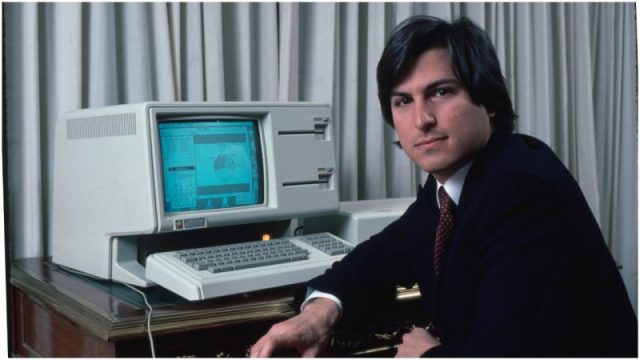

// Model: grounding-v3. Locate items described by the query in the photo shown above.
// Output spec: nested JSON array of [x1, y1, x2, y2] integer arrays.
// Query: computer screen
[[158, 118, 264, 213]]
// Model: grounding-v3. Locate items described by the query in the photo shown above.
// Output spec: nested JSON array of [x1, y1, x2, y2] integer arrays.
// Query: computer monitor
[[156, 116, 265, 231], [51, 102, 339, 286], [158, 118, 263, 215]]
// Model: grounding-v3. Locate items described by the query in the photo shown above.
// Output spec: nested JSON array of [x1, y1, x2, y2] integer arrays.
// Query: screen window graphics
[[159, 119, 264, 213]]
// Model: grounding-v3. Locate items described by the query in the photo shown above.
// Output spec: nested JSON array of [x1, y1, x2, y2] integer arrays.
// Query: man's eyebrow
[[390, 90, 409, 97], [424, 78, 461, 90], [390, 78, 462, 97]]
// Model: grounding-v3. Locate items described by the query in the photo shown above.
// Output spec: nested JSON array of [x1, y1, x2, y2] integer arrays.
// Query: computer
[[51, 102, 352, 300]]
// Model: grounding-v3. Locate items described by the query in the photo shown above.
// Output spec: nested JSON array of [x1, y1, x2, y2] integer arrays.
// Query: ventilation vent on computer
[[67, 113, 136, 139]]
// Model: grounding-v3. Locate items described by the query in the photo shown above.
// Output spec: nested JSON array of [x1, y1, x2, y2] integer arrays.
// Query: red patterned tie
[[434, 187, 455, 275]]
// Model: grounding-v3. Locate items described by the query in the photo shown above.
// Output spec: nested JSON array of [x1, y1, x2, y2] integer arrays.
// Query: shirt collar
[[436, 161, 472, 207]]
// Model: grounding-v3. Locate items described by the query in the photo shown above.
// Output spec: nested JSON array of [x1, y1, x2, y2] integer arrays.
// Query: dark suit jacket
[[308, 132, 637, 357]]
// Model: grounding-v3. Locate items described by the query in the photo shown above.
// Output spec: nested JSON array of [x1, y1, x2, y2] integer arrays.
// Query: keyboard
[[145, 232, 354, 300]]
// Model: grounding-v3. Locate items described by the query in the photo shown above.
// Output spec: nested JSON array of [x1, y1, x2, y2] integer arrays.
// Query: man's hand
[[395, 326, 441, 357], [250, 298, 341, 357]]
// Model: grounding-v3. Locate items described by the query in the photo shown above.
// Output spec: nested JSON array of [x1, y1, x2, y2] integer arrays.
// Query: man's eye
[[393, 97, 412, 107], [433, 87, 454, 97]]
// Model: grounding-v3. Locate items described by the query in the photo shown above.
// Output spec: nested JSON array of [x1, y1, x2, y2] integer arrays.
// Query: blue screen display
[[159, 119, 263, 213]]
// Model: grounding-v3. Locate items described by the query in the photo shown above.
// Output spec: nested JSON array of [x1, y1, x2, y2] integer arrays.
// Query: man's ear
[[488, 111, 498, 131]]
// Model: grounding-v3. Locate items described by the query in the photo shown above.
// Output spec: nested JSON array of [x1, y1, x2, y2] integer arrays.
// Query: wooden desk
[[9, 257, 423, 357]]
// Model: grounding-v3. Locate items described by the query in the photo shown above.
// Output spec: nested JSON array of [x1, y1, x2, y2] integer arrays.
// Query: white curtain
[[4, 2, 637, 310]]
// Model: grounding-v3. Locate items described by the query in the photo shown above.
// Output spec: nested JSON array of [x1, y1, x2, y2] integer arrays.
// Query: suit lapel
[[430, 132, 512, 335]]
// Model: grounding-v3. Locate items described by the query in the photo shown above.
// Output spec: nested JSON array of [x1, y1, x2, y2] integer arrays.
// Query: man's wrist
[[302, 297, 342, 326], [302, 289, 343, 313]]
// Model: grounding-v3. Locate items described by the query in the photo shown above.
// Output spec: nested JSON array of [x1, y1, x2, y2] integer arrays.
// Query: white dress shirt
[[436, 161, 471, 207]]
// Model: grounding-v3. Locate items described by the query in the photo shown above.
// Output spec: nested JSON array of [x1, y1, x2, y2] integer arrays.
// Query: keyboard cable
[[124, 283, 156, 358]]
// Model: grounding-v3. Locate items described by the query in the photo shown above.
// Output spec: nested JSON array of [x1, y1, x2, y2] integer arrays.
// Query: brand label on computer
[[174, 218, 206, 230]]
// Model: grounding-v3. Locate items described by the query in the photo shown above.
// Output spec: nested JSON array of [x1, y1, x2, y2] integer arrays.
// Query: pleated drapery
[[4, 2, 637, 311]]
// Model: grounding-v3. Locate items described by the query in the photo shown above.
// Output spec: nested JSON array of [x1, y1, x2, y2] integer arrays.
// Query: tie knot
[[438, 187, 454, 213]]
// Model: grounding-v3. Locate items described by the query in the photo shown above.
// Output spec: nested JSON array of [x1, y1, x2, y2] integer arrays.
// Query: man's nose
[[414, 102, 435, 129]]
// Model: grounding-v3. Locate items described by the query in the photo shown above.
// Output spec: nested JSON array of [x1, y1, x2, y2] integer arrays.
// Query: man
[[250, 16, 637, 357]]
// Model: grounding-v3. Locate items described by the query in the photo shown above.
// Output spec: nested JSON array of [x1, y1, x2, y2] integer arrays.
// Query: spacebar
[[210, 255, 309, 273]]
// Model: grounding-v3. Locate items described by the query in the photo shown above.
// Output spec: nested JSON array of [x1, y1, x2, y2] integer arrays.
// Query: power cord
[[123, 283, 156, 358], [58, 265, 157, 357]]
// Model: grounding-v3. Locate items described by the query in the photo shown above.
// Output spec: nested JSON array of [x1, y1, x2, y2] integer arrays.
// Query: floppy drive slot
[[278, 117, 329, 140], [283, 168, 334, 189]]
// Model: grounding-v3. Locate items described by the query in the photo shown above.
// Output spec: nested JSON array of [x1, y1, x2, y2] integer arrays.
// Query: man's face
[[390, 48, 495, 183]]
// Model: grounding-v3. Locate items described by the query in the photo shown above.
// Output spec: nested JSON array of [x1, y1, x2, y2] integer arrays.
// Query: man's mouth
[[414, 136, 447, 148]]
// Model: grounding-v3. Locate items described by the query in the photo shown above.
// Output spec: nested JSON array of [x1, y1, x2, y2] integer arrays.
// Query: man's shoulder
[[460, 132, 593, 227], [482, 132, 566, 176], [498, 133, 556, 160], [468, 132, 577, 196]]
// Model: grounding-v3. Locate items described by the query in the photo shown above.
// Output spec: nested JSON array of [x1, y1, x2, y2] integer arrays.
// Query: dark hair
[[377, 16, 516, 134]]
